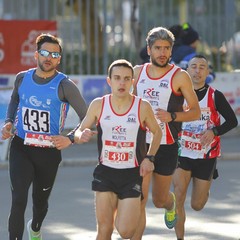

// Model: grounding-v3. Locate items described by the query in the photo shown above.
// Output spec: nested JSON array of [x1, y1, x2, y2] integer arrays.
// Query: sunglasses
[[38, 49, 61, 59]]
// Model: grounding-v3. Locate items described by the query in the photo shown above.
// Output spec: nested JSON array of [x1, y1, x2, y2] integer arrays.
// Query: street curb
[[60, 158, 98, 167], [219, 153, 240, 161]]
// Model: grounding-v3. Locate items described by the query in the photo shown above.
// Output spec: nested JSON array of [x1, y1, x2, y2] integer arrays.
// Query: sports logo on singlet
[[142, 88, 160, 107], [112, 125, 127, 141], [127, 113, 137, 123], [159, 79, 169, 88], [143, 88, 160, 99]]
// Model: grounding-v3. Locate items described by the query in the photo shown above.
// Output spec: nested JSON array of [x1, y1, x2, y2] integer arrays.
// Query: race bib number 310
[[22, 107, 50, 133]]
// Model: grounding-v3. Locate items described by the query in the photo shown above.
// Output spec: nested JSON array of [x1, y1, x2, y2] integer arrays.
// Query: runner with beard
[[131, 26, 201, 239]]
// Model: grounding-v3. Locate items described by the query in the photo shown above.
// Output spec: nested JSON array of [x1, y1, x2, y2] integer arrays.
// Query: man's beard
[[151, 57, 169, 68]]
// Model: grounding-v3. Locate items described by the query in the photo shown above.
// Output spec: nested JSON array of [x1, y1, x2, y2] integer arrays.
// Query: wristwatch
[[67, 133, 75, 144], [170, 112, 177, 122], [145, 155, 155, 163]]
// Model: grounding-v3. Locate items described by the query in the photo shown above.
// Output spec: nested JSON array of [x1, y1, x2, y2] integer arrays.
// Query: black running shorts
[[177, 156, 217, 180], [148, 142, 178, 176], [92, 164, 142, 200]]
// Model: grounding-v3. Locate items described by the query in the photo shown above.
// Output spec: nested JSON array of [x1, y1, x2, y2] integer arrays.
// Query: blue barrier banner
[[0, 89, 11, 161], [81, 77, 111, 105]]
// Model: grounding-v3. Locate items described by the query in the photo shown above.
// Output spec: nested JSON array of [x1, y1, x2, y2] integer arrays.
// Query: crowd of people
[[1, 24, 238, 240]]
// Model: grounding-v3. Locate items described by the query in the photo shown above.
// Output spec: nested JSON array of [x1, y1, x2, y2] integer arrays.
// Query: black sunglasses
[[38, 49, 61, 59]]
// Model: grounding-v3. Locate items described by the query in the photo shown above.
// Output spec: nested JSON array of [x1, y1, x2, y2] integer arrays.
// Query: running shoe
[[27, 219, 43, 240], [164, 192, 177, 229]]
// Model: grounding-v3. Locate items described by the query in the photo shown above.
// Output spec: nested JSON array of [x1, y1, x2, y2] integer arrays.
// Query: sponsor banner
[[211, 72, 240, 124], [80, 75, 110, 105], [0, 20, 57, 74], [0, 75, 15, 88]]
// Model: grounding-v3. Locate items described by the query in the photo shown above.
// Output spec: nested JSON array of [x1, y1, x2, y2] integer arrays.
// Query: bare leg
[[173, 168, 191, 239], [152, 173, 173, 210], [131, 173, 152, 240], [116, 197, 141, 239], [95, 192, 117, 240], [191, 178, 212, 211]]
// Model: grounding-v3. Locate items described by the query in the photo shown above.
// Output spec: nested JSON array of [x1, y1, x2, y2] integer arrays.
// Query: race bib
[[24, 133, 55, 148], [104, 140, 134, 163], [22, 107, 50, 133]]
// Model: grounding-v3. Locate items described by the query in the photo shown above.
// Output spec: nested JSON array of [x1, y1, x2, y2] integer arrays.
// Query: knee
[[191, 201, 205, 211], [152, 195, 167, 208], [191, 193, 209, 211], [117, 225, 135, 239]]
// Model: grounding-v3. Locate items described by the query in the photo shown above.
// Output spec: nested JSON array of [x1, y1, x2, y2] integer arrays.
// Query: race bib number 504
[[22, 107, 50, 133]]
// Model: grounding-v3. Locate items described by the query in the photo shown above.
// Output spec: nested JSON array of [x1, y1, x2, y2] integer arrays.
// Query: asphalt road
[[0, 159, 240, 240]]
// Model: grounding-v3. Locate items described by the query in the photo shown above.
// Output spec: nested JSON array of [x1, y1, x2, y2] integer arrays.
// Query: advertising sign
[[0, 20, 57, 74]]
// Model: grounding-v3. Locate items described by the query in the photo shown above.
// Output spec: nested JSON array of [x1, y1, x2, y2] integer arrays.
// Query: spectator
[[171, 23, 200, 69]]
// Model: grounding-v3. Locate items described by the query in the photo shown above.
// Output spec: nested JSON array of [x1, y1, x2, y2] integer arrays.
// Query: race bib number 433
[[22, 107, 50, 133]]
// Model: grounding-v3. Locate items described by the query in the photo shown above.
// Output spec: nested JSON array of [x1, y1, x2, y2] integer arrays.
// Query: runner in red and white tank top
[[173, 55, 238, 240], [73, 59, 162, 240], [179, 86, 220, 159], [132, 27, 201, 238], [136, 63, 183, 144], [97, 94, 146, 169]]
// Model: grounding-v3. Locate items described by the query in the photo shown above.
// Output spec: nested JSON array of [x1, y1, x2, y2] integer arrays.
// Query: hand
[[51, 135, 73, 150], [77, 128, 98, 144], [1, 122, 13, 140], [140, 158, 154, 177], [155, 108, 171, 123], [200, 130, 215, 147]]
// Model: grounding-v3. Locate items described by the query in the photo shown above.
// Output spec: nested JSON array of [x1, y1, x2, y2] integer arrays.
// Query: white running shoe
[[27, 219, 42, 240]]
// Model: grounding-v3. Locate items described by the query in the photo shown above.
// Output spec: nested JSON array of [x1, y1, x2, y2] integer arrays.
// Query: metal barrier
[[1, 0, 240, 74]]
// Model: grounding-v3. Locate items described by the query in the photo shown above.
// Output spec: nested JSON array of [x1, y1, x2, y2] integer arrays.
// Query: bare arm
[[157, 70, 200, 123], [139, 99, 162, 177], [173, 70, 200, 122], [52, 97, 100, 149], [132, 65, 142, 95], [74, 98, 102, 144], [141, 100, 162, 155]]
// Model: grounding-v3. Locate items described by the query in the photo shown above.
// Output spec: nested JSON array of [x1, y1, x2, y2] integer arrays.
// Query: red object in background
[[0, 20, 57, 74]]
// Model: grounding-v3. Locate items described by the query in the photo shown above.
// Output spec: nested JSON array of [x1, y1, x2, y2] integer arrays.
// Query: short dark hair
[[190, 54, 207, 61], [36, 33, 62, 53], [108, 59, 133, 78], [188, 54, 209, 69]]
